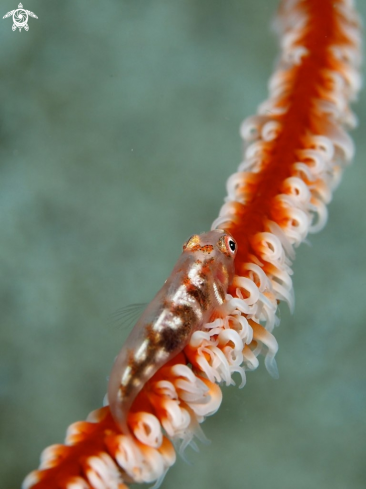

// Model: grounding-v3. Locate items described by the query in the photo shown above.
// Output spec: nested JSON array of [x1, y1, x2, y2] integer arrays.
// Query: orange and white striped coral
[[22, 0, 362, 488]]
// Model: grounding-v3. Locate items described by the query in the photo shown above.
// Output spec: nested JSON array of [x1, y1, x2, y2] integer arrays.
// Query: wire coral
[[22, 0, 362, 488]]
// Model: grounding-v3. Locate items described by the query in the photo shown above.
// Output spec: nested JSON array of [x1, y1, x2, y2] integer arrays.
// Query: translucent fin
[[108, 303, 147, 333]]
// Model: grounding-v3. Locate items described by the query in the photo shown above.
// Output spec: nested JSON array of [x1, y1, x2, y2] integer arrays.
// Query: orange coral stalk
[[23, 0, 362, 488]]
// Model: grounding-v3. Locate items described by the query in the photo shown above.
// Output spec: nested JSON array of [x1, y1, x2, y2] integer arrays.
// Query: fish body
[[108, 229, 237, 433]]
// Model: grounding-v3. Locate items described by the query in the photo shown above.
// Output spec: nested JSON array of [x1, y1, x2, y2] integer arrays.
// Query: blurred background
[[0, 0, 365, 488]]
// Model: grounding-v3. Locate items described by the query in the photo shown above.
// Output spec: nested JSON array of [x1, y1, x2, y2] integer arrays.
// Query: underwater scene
[[1, 1, 365, 488]]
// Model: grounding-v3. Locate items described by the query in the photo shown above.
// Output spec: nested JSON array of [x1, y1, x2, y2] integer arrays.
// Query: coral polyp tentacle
[[23, 0, 361, 488]]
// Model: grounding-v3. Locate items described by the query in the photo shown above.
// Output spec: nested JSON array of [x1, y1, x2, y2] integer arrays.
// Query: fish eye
[[224, 235, 237, 256], [228, 238, 236, 252], [217, 234, 237, 257]]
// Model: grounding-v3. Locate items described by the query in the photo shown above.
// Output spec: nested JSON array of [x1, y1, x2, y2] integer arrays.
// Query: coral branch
[[23, 0, 362, 488]]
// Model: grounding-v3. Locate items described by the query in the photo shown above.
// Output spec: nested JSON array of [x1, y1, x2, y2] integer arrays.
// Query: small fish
[[108, 229, 237, 434]]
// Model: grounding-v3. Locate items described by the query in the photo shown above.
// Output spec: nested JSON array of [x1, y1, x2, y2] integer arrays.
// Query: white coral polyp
[[84, 453, 124, 489], [113, 435, 175, 485], [137, 444, 170, 484], [21, 471, 40, 489], [129, 412, 163, 448], [159, 398, 191, 438], [189, 326, 246, 388], [185, 377, 222, 418], [169, 364, 210, 404], [39, 444, 64, 470], [113, 435, 145, 481]]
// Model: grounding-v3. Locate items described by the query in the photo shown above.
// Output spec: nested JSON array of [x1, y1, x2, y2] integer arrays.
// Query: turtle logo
[[3, 3, 38, 32]]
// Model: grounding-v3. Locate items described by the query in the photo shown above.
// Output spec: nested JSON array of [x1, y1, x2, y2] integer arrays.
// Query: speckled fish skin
[[108, 229, 237, 434]]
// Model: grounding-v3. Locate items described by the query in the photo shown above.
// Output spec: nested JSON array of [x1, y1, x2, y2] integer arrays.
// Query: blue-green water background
[[1, 1, 365, 488]]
